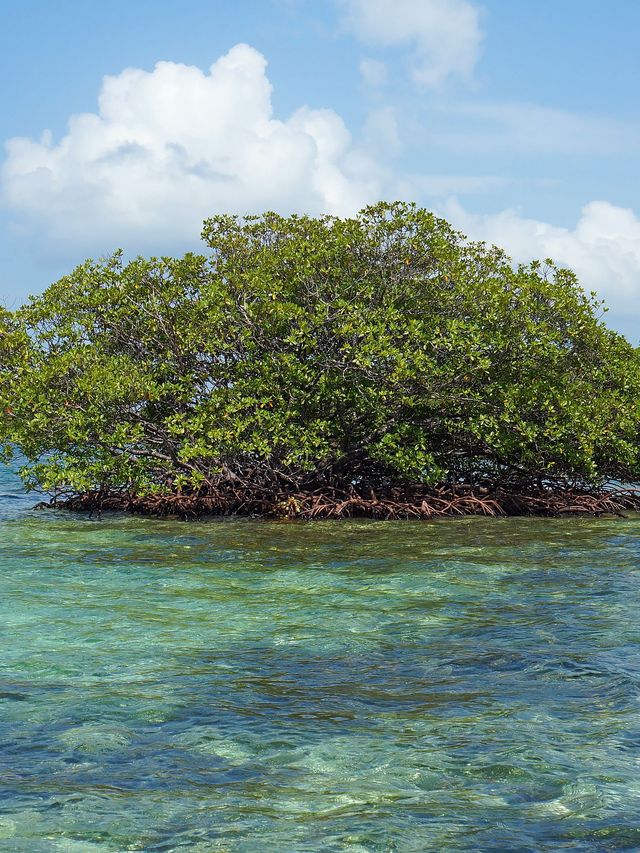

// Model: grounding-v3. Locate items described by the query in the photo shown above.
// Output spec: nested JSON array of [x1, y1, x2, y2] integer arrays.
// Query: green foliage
[[2, 202, 640, 497]]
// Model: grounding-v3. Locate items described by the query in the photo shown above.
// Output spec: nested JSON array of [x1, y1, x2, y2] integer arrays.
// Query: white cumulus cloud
[[445, 198, 640, 334], [339, 0, 483, 87], [1, 44, 384, 254], [2, 40, 639, 337]]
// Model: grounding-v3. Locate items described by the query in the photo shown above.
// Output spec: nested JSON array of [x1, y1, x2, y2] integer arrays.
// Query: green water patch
[[2, 465, 640, 850]]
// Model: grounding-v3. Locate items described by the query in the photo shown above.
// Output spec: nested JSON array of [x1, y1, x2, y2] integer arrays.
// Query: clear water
[[2, 463, 640, 851]]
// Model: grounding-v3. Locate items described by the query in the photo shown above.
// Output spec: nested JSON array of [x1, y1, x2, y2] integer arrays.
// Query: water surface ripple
[[2, 464, 640, 851]]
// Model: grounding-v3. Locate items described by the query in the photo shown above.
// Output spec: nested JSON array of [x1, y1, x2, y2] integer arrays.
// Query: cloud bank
[[1, 44, 383, 252], [1, 41, 639, 332]]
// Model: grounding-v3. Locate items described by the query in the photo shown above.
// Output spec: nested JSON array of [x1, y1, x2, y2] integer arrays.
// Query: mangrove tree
[[2, 202, 640, 517]]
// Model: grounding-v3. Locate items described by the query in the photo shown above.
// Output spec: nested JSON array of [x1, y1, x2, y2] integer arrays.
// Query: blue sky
[[1, 0, 639, 338]]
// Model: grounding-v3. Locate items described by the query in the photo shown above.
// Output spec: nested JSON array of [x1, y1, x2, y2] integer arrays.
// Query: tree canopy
[[2, 202, 640, 517]]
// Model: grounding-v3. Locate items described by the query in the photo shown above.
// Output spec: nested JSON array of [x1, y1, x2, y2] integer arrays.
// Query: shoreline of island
[[37, 483, 640, 520]]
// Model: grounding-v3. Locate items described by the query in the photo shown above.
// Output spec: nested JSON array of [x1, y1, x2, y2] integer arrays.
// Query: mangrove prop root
[[39, 484, 640, 520]]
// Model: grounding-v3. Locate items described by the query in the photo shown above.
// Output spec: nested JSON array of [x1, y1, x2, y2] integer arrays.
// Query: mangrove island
[[1, 202, 640, 519]]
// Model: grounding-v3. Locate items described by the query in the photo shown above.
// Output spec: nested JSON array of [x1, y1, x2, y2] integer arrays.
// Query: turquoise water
[[2, 464, 640, 851]]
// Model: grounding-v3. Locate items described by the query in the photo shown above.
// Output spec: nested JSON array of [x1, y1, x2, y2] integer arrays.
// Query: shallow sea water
[[2, 463, 640, 851]]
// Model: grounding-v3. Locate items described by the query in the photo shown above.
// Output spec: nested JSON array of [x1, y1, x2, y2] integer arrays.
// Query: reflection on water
[[2, 463, 640, 850]]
